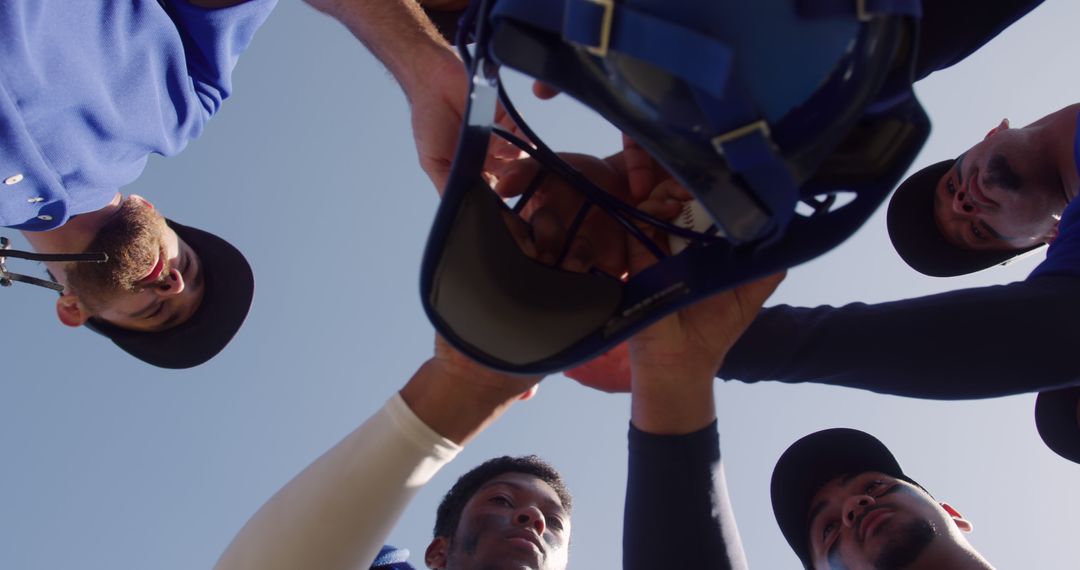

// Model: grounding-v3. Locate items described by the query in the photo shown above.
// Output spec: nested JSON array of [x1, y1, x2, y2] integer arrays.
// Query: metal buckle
[[855, 0, 873, 22], [710, 120, 772, 153], [583, 0, 614, 57]]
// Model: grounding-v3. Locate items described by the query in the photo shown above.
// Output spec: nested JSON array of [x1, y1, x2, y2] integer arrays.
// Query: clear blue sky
[[1, 2, 1076, 569]]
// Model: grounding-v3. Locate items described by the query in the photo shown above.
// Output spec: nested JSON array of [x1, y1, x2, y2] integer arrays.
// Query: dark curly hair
[[433, 455, 572, 538]]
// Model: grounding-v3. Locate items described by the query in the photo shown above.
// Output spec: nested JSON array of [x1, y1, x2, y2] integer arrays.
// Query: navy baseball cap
[[84, 219, 254, 369], [1035, 387, 1080, 465], [771, 428, 927, 569], [887, 159, 1043, 277]]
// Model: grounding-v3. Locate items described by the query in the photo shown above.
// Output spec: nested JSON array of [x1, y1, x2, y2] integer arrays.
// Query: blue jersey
[[1028, 111, 1080, 279], [0, 0, 276, 231]]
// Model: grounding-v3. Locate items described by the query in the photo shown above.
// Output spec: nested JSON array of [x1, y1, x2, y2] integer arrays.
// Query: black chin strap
[[0, 236, 108, 292]]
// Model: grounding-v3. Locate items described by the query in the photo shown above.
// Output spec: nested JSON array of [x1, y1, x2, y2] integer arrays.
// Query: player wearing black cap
[[0, 0, 274, 368], [771, 428, 990, 570], [719, 0, 1079, 464]]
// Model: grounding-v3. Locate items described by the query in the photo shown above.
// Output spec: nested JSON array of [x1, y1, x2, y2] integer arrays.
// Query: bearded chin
[[874, 519, 936, 570], [65, 199, 165, 308]]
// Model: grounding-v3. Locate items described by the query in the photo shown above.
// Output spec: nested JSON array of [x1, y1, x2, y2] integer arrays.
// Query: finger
[[529, 208, 566, 265], [488, 135, 525, 162], [735, 271, 787, 314], [561, 234, 596, 274], [494, 102, 529, 147], [576, 212, 628, 276], [627, 181, 688, 276], [518, 384, 540, 401], [499, 210, 539, 259], [622, 134, 675, 201], [564, 341, 632, 393], [532, 81, 561, 100], [647, 177, 692, 202], [493, 158, 542, 198], [638, 195, 684, 220]]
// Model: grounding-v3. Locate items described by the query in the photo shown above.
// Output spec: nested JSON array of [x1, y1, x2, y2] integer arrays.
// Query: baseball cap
[[887, 159, 1043, 277], [771, 428, 927, 569], [1035, 387, 1080, 465], [84, 219, 254, 369]]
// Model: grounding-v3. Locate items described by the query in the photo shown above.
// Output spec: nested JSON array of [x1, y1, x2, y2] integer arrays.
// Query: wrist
[[630, 365, 717, 435], [399, 358, 524, 445], [397, 45, 461, 101]]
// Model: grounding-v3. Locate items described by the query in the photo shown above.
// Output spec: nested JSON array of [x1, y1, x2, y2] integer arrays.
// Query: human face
[[933, 122, 1070, 252], [437, 472, 571, 570], [65, 196, 205, 332], [805, 472, 959, 570]]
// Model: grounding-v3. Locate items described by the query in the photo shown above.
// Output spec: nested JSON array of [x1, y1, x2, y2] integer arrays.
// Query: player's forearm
[[214, 394, 461, 570], [630, 367, 716, 435], [720, 276, 1080, 399], [302, 0, 456, 95], [624, 423, 748, 570]]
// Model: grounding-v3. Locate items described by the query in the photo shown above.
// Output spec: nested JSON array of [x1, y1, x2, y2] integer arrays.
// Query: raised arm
[[301, 0, 521, 191], [621, 183, 782, 569], [721, 274, 1080, 399], [215, 337, 542, 570]]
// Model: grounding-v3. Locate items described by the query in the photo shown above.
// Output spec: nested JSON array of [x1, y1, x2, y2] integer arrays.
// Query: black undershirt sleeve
[[719, 275, 1080, 399], [624, 421, 747, 570]]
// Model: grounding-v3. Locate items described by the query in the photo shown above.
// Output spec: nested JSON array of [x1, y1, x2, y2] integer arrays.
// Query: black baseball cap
[[771, 428, 927, 569], [1035, 387, 1080, 465], [887, 159, 1042, 277], [84, 219, 254, 369]]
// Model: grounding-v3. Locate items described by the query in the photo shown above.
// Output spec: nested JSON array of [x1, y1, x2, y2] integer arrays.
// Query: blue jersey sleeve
[[1030, 182, 1080, 279], [624, 422, 747, 570], [166, 0, 278, 118]]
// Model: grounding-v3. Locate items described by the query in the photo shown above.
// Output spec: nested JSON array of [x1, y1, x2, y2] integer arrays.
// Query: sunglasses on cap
[[420, 0, 930, 374]]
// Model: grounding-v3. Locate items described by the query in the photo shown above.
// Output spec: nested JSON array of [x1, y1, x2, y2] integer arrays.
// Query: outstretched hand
[[493, 153, 631, 275], [399, 334, 545, 447], [627, 180, 784, 384], [567, 180, 783, 393], [410, 51, 524, 192], [430, 334, 542, 403]]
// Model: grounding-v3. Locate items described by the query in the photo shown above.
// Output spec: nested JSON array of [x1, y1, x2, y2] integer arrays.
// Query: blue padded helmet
[[420, 0, 929, 374]]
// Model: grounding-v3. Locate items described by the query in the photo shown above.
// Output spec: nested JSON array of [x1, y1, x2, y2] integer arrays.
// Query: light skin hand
[[409, 56, 525, 192], [399, 336, 543, 445], [302, 0, 523, 193]]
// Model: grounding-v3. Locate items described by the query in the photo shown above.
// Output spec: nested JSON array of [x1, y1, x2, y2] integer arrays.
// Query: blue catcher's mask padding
[[420, 0, 930, 374]]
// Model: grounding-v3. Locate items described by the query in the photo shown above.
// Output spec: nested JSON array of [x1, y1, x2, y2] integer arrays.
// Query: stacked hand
[[494, 153, 630, 275], [409, 49, 526, 192], [568, 178, 784, 393]]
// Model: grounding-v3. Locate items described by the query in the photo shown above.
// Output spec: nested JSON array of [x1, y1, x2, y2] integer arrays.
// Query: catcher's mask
[[421, 0, 929, 374]]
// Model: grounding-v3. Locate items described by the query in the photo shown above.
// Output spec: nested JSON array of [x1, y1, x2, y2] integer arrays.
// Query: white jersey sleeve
[[214, 393, 462, 570]]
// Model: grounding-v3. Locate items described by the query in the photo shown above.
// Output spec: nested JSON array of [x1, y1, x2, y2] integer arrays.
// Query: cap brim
[[85, 219, 254, 369], [887, 159, 1039, 277], [1035, 387, 1080, 464], [771, 428, 923, 568]]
